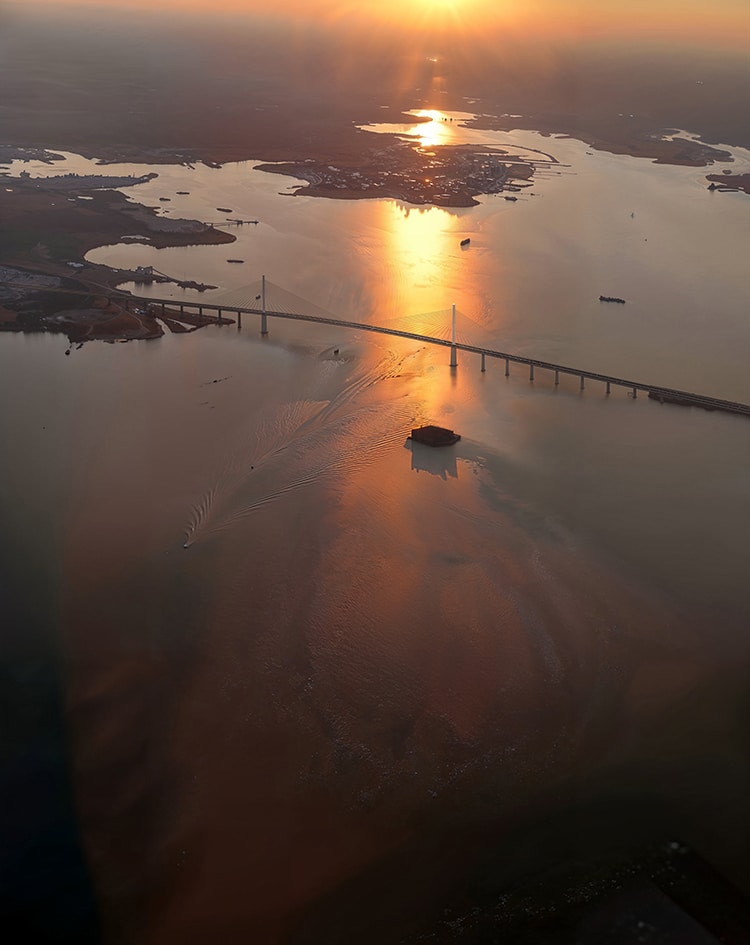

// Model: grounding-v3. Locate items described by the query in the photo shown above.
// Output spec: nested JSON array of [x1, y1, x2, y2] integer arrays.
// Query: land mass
[[255, 140, 537, 207], [2, 9, 748, 342], [0, 171, 235, 341], [706, 173, 750, 195]]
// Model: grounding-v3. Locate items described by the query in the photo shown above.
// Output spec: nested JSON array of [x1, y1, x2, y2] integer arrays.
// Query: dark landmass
[[1, 6, 747, 339], [255, 142, 537, 206], [465, 116, 734, 167], [0, 171, 235, 342], [0, 262, 232, 344], [1, 7, 747, 176], [0, 173, 235, 255], [706, 173, 750, 194]]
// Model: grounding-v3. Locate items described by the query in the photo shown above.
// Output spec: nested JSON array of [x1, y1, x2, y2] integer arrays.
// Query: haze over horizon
[[6, 0, 750, 49], [2, 0, 749, 158]]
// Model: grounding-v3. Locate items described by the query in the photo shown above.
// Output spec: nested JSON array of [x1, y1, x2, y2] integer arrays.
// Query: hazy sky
[[15, 0, 750, 47]]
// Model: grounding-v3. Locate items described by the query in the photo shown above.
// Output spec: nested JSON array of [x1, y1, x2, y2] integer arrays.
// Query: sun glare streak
[[25, 1, 749, 48], [409, 110, 455, 149], [377, 201, 457, 328]]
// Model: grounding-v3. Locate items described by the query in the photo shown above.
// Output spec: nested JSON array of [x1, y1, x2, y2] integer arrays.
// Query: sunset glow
[[17, 0, 750, 47], [409, 111, 456, 149]]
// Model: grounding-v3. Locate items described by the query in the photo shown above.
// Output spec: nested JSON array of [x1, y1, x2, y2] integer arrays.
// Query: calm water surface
[[1, 120, 749, 943]]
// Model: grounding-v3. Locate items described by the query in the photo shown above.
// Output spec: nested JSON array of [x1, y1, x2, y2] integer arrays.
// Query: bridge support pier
[[554, 370, 559, 385], [160, 302, 165, 315], [606, 381, 611, 395], [449, 345, 458, 368], [529, 364, 535, 381], [580, 376, 585, 390], [179, 303, 184, 314], [237, 312, 242, 330], [632, 387, 637, 399], [261, 313, 268, 335], [505, 359, 510, 376], [481, 353, 486, 373]]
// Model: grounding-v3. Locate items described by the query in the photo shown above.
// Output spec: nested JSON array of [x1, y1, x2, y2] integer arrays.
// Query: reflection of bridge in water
[[114, 275, 749, 419]]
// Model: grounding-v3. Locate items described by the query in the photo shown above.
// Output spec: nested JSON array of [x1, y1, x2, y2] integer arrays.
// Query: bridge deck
[[2, 279, 748, 417], [145, 295, 750, 418]]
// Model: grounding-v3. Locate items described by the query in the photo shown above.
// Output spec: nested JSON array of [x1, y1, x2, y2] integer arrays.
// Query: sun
[[415, 0, 464, 12], [409, 0, 468, 26]]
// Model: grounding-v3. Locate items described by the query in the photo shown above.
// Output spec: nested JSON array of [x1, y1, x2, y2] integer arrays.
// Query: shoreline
[[0, 176, 236, 343], [1, 113, 746, 343]]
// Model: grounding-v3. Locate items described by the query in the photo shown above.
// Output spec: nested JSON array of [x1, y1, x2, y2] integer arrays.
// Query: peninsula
[[0, 165, 235, 342]]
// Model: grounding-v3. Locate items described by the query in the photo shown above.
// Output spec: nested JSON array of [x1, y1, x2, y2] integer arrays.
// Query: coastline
[[0, 176, 236, 342], [1, 111, 747, 344]]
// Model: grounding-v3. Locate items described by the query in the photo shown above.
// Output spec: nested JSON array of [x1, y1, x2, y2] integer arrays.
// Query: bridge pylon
[[449, 303, 458, 367], [260, 274, 268, 335]]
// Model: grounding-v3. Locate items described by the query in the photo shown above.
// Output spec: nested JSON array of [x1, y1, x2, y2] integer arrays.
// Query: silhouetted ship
[[409, 425, 461, 447], [460, 238, 471, 246], [599, 295, 626, 304], [227, 259, 245, 264]]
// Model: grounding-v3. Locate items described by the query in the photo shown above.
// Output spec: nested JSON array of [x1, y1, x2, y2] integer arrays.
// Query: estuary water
[[1, 118, 749, 943]]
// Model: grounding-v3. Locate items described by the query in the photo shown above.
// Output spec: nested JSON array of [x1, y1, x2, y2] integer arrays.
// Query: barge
[[409, 425, 461, 447]]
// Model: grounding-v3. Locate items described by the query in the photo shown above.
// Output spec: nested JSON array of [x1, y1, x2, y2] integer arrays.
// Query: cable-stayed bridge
[[2, 275, 749, 418], [118, 276, 750, 418]]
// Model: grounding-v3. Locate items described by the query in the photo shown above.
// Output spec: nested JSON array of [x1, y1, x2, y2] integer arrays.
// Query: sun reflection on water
[[374, 200, 458, 327], [407, 109, 457, 148]]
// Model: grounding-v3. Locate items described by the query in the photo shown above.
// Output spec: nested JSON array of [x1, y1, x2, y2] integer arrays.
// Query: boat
[[599, 295, 626, 304], [227, 259, 245, 264], [460, 237, 471, 247], [409, 425, 461, 447]]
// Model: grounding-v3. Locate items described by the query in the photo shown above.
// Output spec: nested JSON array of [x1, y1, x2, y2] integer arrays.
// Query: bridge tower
[[449, 303, 458, 368], [261, 274, 268, 335]]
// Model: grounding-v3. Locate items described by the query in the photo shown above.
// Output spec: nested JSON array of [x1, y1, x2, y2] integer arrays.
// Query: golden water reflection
[[375, 200, 458, 323], [403, 109, 458, 148], [369, 198, 473, 428]]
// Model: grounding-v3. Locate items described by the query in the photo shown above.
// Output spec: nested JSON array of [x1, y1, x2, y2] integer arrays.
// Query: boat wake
[[183, 351, 414, 546]]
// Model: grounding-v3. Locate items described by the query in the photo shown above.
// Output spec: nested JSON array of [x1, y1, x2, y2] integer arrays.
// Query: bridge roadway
[[133, 293, 750, 418], [1, 278, 747, 416]]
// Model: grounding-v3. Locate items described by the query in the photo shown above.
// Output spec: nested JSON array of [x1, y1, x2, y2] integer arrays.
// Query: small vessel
[[599, 295, 626, 304], [227, 259, 245, 264], [217, 207, 233, 213], [460, 237, 471, 247], [409, 425, 461, 447]]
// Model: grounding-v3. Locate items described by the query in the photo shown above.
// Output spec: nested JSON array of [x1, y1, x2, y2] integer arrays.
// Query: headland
[[0, 167, 236, 342]]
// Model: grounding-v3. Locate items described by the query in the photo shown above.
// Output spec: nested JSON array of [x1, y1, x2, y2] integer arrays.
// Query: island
[[706, 173, 750, 195], [255, 139, 537, 207]]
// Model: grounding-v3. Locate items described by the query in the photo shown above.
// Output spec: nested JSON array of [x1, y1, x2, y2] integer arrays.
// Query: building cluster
[[273, 145, 532, 206]]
